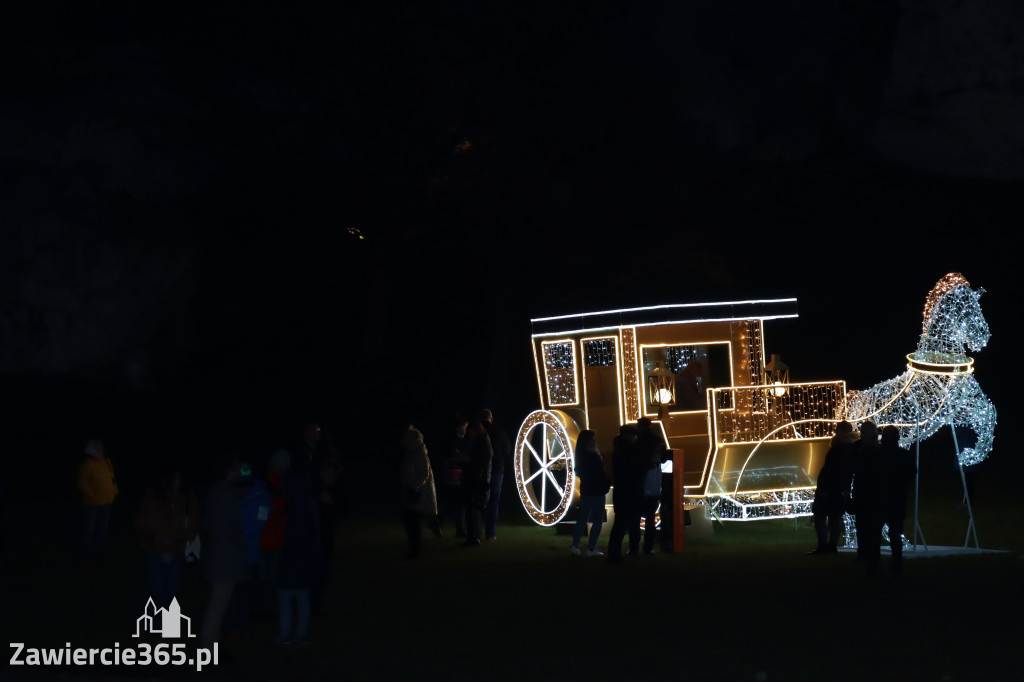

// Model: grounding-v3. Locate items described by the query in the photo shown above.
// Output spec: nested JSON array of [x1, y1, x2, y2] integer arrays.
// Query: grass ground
[[3, 478, 1022, 682]]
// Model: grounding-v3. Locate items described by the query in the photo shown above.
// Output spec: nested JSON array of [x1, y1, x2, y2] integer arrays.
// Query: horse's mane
[[916, 272, 990, 361], [921, 272, 970, 336]]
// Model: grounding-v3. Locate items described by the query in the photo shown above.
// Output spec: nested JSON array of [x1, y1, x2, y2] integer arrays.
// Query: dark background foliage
[[1, 1, 1020, 500]]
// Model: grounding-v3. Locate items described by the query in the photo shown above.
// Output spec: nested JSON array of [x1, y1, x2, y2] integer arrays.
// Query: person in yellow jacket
[[77, 439, 118, 557]]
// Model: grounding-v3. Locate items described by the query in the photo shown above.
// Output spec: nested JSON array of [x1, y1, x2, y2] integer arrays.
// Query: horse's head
[[960, 286, 990, 353], [916, 273, 990, 361]]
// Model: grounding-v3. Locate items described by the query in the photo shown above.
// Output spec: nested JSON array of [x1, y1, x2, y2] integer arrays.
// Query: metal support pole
[[951, 426, 979, 550], [913, 406, 927, 551], [672, 449, 686, 552]]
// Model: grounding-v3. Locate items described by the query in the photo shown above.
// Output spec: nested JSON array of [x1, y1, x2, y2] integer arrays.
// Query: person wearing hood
[[228, 462, 272, 631], [77, 439, 119, 558], [401, 426, 439, 558], [809, 421, 859, 554]]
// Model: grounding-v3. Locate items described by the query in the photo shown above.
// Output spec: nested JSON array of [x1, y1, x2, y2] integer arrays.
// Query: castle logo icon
[[133, 597, 195, 638]]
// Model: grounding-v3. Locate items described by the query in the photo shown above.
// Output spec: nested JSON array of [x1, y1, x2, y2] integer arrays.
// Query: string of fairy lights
[[715, 382, 845, 445], [843, 273, 996, 467], [710, 489, 816, 520], [541, 341, 578, 405], [513, 410, 576, 526], [745, 320, 765, 386], [621, 328, 640, 421], [584, 338, 616, 367]]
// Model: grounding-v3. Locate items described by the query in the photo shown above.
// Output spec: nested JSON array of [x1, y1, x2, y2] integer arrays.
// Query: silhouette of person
[[879, 425, 916, 576], [227, 462, 272, 630], [480, 408, 512, 541], [851, 422, 883, 575], [462, 421, 492, 546], [607, 424, 641, 563], [201, 455, 248, 648], [277, 460, 320, 644], [313, 451, 342, 612], [400, 426, 439, 558], [258, 450, 290, 616], [77, 439, 118, 558], [809, 421, 858, 554], [436, 414, 469, 538], [637, 417, 666, 555], [135, 467, 200, 611], [570, 430, 610, 557]]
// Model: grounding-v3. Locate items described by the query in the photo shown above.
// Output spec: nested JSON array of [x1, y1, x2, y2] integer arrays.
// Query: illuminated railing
[[711, 381, 846, 444]]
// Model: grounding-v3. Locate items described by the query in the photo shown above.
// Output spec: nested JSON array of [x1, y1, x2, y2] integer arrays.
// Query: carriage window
[[582, 338, 618, 409], [542, 341, 578, 405], [584, 339, 616, 367], [642, 343, 732, 412]]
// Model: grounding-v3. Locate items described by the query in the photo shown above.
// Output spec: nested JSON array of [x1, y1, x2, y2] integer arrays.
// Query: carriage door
[[581, 337, 622, 456]]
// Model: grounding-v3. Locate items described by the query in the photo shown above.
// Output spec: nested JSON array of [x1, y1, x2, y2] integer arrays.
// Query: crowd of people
[[400, 410, 918, 576], [810, 420, 917, 576], [400, 408, 512, 558], [74, 421, 345, 648], [595, 418, 673, 563], [66, 408, 922, 654], [400, 411, 674, 563]]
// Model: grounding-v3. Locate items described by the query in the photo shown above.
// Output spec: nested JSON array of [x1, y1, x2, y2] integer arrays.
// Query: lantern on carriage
[[647, 360, 676, 420], [764, 353, 789, 398]]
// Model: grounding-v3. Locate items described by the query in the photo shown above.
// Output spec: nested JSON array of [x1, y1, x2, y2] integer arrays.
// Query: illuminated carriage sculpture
[[514, 299, 848, 527]]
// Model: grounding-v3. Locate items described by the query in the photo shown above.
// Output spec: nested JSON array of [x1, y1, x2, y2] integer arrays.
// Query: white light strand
[[541, 341, 578, 405], [707, 489, 815, 520], [843, 273, 996, 467]]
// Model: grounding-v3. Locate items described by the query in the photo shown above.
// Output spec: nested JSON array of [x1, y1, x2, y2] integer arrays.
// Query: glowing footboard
[[707, 487, 816, 520]]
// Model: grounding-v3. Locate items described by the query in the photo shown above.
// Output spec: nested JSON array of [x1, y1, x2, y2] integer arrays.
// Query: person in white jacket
[[401, 426, 439, 558]]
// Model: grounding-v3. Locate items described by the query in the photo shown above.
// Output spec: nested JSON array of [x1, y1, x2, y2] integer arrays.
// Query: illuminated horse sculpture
[[842, 273, 996, 464], [841, 273, 996, 548]]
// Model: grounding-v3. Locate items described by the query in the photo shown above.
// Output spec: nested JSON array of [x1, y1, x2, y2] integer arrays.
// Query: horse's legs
[[953, 386, 996, 467]]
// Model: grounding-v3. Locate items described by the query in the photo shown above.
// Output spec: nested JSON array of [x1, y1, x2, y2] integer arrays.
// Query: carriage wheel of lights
[[840, 273, 996, 550], [514, 410, 580, 526]]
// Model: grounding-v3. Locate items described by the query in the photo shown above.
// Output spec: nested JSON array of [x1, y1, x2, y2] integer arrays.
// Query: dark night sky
[[2, 2, 1021, 491]]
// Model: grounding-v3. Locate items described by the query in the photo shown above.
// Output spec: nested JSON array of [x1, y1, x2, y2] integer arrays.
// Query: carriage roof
[[530, 298, 799, 337]]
